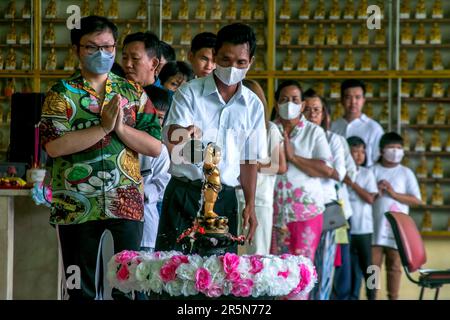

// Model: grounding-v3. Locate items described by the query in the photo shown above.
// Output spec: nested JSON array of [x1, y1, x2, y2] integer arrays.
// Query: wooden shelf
[[276, 18, 380, 24], [420, 231, 450, 238], [401, 98, 450, 103], [400, 44, 450, 48], [162, 19, 265, 24], [0, 44, 31, 48], [417, 178, 450, 183], [397, 71, 450, 78], [402, 124, 450, 129], [277, 44, 387, 49], [0, 71, 35, 78], [42, 18, 150, 24], [406, 152, 450, 157], [0, 18, 32, 23], [273, 71, 394, 79], [400, 18, 450, 23]]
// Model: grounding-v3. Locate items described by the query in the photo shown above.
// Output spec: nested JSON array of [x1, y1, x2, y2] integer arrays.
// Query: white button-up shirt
[[163, 74, 267, 187], [331, 113, 384, 167]]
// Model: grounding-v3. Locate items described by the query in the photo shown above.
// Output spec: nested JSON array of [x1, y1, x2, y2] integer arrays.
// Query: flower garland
[[107, 250, 317, 298]]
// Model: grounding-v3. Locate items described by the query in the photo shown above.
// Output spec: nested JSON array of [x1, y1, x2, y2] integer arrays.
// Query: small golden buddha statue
[[45, 47, 57, 71], [419, 183, 427, 204], [430, 23, 442, 45], [178, 0, 189, 19], [414, 83, 426, 98], [330, 82, 340, 98], [432, 50, 444, 71], [254, 0, 265, 19], [0, 50, 3, 69], [224, 0, 237, 20], [375, 27, 385, 45], [297, 24, 309, 45], [315, 0, 325, 19], [432, 0, 443, 19], [279, 23, 291, 45], [81, 0, 90, 17], [21, 2, 31, 19], [432, 82, 444, 98], [415, 130, 426, 151], [414, 50, 426, 71], [44, 0, 56, 19], [5, 0, 16, 19], [401, 103, 410, 124], [344, 50, 355, 71], [431, 184, 443, 205], [135, 0, 147, 19], [430, 130, 442, 152], [342, 24, 353, 45], [240, 0, 252, 20], [107, 0, 119, 19], [313, 50, 325, 71], [357, 0, 368, 19], [64, 47, 76, 71], [399, 49, 408, 70], [256, 25, 265, 45], [433, 104, 446, 125], [326, 24, 338, 45], [364, 102, 374, 118], [162, 0, 172, 19], [195, 0, 207, 20], [140, 21, 148, 33], [94, 0, 104, 17], [315, 83, 325, 97], [254, 54, 265, 71], [358, 24, 369, 45], [421, 211, 432, 231], [343, 0, 354, 19], [445, 134, 450, 152], [279, 0, 291, 19], [19, 29, 30, 45], [329, 0, 340, 19], [331, 103, 344, 121], [401, 23, 413, 44], [401, 82, 411, 98], [162, 24, 173, 45], [379, 102, 389, 124], [5, 48, 16, 70], [20, 52, 30, 70], [361, 49, 372, 71], [328, 49, 340, 71], [416, 105, 428, 124], [298, 0, 310, 19], [179, 48, 186, 62], [6, 23, 16, 44], [415, 0, 426, 19], [180, 24, 192, 45], [378, 50, 388, 71], [402, 130, 410, 151], [365, 82, 374, 97], [43, 23, 56, 45], [400, 0, 411, 19], [415, 24, 426, 44], [313, 24, 325, 45], [119, 23, 133, 46], [210, 0, 222, 20], [379, 82, 388, 97], [282, 49, 294, 71], [297, 49, 308, 71]]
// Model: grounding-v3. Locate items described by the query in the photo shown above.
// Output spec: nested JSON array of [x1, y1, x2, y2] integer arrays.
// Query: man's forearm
[[240, 163, 258, 208], [116, 124, 161, 157], [290, 156, 332, 178]]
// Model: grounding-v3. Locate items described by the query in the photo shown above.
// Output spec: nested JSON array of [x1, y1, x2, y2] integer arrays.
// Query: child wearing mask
[[371, 132, 422, 300]]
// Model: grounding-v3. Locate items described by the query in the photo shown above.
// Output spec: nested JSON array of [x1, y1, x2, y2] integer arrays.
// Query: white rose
[[165, 279, 183, 296], [181, 280, 198, 296], [148, 277, 164, 294], [135, 261, 151, 282], [188, 255, 204, 269], [176, 262, 197, 281]]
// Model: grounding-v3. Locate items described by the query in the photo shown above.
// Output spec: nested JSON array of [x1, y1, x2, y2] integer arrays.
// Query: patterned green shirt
[[40, 71, 161, 225]]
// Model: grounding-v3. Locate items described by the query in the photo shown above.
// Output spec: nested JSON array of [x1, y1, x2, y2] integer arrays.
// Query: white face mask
[[383, 148, 404, 163], [214, 65, 249, 86], [278, 101, 301, 120]]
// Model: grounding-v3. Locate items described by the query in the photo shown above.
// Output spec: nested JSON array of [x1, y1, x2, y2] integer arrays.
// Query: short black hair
[[347, 136, 366, 148], [215, 23, 256, 59], [144, 86, 171, 112], [380, 132, 403, 150], [190, 32, 217, 54], [71, 15, 118, 47], [123, 31, 161, 60], [111, 62, 125, 77], [303, 88, 330, 131], [275, 80, 303, 102], [158, 61, 194, 85], [341, 79, 366, 98], [160, 41, 176, 61]]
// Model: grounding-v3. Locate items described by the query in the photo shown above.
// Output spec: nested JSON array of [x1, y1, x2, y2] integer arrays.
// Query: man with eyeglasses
[[39, 15, 162, 300]]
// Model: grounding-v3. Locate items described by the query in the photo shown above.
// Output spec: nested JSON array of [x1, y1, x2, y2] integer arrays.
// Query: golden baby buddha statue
[[195, 0, 207, 20], [343, 0, 354, 19], [342, 24, 353, 45], [94, 0, 104, 17], [256, 25, 265, 45], [0, 50, 3, 70], [432, 50, 444, 71], [416, 105, 428, 124], [400, 0, 411, 19], [414, 83, 426, 98], [107, 0, 119, 19], [330, 82, 340, 98], [45, 47, 57, 71], [279, 0, 291, 19], [179, 49, 186, 62], [378, 50, 388, 71], [329, 0, 340, 19], [313, 24, 325, 45], [416, 158, 427, 178], [419, 183, 427, 204], [430, 23, 442, 45], [379, 82, 388, 97], [361, 50, 372, 71], [432, 82, 444, 98], [431, 184, 443, 205], [210, 0, 222, 20], [44, 0, 57, 19], [401, 103, 410, 124], [415, 24, 426, 44], [136, 0, 147, 20], [19, 29, 30, 45], [326, 24, 338, 45], [430, 130, 442, 152], [446, 134, 450, 152], [314, 0, 325, 19], [433, 104, 446, 125], [314, 50, 325, 71], [415, 0, 426, 19], [379, 103, 389, 125], [282, 50, 294, 71], [344, 49, 355, 71], [180, 24, 192, 45], [414, 50, 426, 71], [432, 0, 443, 19], [20, 52, 30, 70], [254, 0, 265, 19], [5, 0, 16, 19], [64, 47, 76, 71], [21, 2, 31, 19], [358, 24, 369, 45], [401, 23, 413, 45], [364, 103, 374, 118], [298, 0, 310, 19], [43, 23, 55, 45], [297, 50, 308, 71], [162, 0, 172, 19], [178, 0, 189, 20], [240, 0, 252, 20], [316, 83, 325, 97], [6, 23, 16, 44], [81, 0, 90, 17], [328, 49, 340, 71], [399, 49, 408, 70], [224, 0, 237, 20], [402, 130, 410, 151], [5, 48, 16, 70], [415, 130, 426, 151], [421, 211, 432, 232], [401, 82, 411, 98], [279, 23, 291, 45], [357, 0, 368, 19], [297, 24, 309, 45], [375, 27, 385, 45], [365, 82, 374, 98], [254, 54, 265, 71], [119, 23, 133, 46]]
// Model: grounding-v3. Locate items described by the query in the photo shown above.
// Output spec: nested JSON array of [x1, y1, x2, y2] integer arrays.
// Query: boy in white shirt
[[371, 132, 422, 300]]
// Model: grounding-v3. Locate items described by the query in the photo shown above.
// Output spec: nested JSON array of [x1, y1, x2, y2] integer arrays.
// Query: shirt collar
[[202, 74, 247, 105]]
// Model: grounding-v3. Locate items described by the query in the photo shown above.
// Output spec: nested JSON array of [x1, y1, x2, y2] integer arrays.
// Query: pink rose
[[226, 270, 241, 282], [288, 263, 312, 297], [307, 204, 318, 214], [160, 262, 178, 283], [249, 256, 263, 274], [117, 265, 129, 281], [293, 188, 303, 198], [206, 284, 223, 298], [195, 268, 212, 292], [231, 279, 254, 297], [115, 250, 139, 264], [277, 269, 290, 279], [170, 255, 189, 265], [277, 181, 283, 189], [285, 182, 292, 189], [223, 253, 240, 274]]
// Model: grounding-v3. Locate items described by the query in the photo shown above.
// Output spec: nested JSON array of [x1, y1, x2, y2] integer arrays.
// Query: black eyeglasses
[[79, 44, 116, 55]]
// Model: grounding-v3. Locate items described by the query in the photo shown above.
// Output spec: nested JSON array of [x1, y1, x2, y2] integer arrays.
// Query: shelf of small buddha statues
[[277, 45, 387, 49], [417, 178, 450, 183], [328, 97, 387, 102], [403, 124, 450, 130], [0, 18, 31, 23], [401, 98, 450, 103], [398, 71, 450, 79], [170, 44, 266, 49], [400, 19, 450, 24], [400, 44, 450, 49], [406, 152, 450, 157], [0, 44, 31, 48], [41, 18, 149, 24], [0, 71, 34, 78], [421, 231, 450, 238], [39, 71, 74, 78], [274, 71, 394, 79], [163, 19, 265, 24], [276, 19, 380, 25]]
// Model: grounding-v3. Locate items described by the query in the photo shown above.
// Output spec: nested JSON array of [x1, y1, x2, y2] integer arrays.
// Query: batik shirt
[[40, 71, 161, 225]]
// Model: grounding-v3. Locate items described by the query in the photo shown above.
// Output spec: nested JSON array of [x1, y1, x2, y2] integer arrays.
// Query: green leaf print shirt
[[39, 71, 161, 225]]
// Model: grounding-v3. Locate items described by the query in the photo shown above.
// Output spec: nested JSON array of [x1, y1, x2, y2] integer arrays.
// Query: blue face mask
[[82, 50, 115, 74]]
